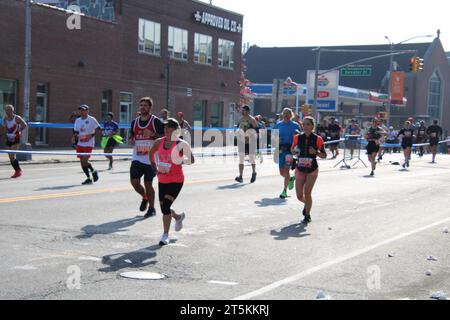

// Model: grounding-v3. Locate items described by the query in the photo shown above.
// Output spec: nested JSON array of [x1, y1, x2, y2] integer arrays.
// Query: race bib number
[[404, 131, 412, 138], [156, 161, 171, 174], [6, 133, 17, 142], [79, 135, 91, 143], [135, 140, 152, 156], [297, 157, 313, 169]]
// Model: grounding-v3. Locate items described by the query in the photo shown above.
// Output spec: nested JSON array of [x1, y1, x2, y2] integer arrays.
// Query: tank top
[[4, 116, 20, 142], [132, 115, 157, 165], [155, 137, 184, 184], [294, 133, 324, 174]]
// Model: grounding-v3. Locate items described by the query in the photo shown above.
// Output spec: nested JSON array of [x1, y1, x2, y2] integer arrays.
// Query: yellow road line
[[0, 174, 279, 204]]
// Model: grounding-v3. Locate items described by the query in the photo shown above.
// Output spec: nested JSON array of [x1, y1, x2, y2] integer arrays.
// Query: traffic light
[[415, 57, 424, 72], [409, 57, 424, 73], [409, 57, 417, 72]]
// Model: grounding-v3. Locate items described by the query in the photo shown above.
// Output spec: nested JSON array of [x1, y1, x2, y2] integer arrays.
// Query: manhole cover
[[120, 271, 165, 280]]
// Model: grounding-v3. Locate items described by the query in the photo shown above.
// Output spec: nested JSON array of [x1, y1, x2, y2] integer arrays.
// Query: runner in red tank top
[[150, 118, 195, 246], [2, 105, 27, 178]]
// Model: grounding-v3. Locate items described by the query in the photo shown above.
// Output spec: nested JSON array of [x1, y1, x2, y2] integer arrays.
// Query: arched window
[[428, 71, 442, 119]]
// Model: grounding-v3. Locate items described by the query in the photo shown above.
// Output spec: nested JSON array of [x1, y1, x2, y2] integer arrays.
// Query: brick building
[[0, 0, 243, 147]]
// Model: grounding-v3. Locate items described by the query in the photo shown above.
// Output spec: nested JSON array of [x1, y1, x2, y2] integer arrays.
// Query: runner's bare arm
[[16, 116, 28, 131], [149, 138, 162, 166], [179, 140, 195, 165]]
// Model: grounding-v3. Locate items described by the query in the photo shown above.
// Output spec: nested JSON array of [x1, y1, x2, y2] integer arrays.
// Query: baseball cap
[[177, 112, 184, 118], [163, 118, 180, 129], [79, 104, 89, 110]]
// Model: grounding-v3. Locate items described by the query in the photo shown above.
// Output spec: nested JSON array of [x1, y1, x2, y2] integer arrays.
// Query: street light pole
[[23, 0, 31, 139], [313, 47, 321, 122]]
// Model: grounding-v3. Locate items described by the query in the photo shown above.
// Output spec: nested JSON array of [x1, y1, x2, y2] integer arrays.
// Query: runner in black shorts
[[416, 121, 427, 157], [426, 120, 443, 164], [129, 97, 164, 218], [365, 118, 385, 176], [398, 120, 414, 169]]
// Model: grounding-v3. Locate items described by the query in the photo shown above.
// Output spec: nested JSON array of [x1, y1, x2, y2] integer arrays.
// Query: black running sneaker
[[144, 207, 156, 218], [92, 170, 99, 182], [250, 172, 257, 183], [302, 213, 312, 225], [235, 176, 243, 183], [82, 178, 93, 185], [139, 198, 148, 212], [370, 171, 374, 176]]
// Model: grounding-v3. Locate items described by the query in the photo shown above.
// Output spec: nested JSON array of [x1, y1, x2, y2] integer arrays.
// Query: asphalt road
[[0, 151, 449, 300]]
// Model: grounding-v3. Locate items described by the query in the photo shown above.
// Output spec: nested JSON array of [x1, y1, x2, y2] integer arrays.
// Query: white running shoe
[[175, 212, 185, 232], [159, 233, 170, 246]]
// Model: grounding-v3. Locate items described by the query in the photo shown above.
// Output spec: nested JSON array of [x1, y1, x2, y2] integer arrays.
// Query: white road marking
[[14, 265, 38, 270], [78, 256, 102, 262], [209, 280, 239, 286], [234, 216, 450, 300]]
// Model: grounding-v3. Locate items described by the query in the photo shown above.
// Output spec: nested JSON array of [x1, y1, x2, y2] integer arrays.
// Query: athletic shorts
[[278, 151, 292, 169], [76, 146, 93, 159], [130, 160, 155, 182], [158, 182, 183, 215], [105, 137, 117, 149], [366, 142, 379, 155], [6, 139, 20, 148], [429, 138, 439, 147], [295, 168, 319, 182], [238, 143, 257, 156], [402, 141, 413, 149]]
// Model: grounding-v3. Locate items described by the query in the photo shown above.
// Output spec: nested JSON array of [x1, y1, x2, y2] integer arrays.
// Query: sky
[[199, 0, 450, 52]]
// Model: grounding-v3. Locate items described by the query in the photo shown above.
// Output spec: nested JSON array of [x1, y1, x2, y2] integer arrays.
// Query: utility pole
[[313, 47, 321, 122], [23, 0, 31, 135]]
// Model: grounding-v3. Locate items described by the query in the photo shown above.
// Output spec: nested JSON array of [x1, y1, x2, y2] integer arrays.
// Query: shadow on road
[[254, 197, 288, 207], [99, 244, 165, 273], [35, 185, 79, 191], [76, 215, 145, 239], [217, 183, 247, 190], [270, 223, 310, 240]]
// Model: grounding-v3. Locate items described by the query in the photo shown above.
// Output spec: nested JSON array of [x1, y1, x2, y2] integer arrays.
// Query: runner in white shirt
[[1, 105, 27, 178], [73, 105, 101, 185]]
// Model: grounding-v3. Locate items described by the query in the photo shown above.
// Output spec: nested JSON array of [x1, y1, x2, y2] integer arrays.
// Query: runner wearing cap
[[398, 120, 415, 169], [273, 108, 301, 199], [416, 121, 428, 157], [291, 116, 327, 225], [73, 105, 101, 184], [129, 97, 164, 218], [1, 105, 27, 178], [235, 105, 258, 183], [328, 117, 341, 159], [101, 112, 121, 170], [426, 120, 443, 163], [150, 118, 195, 246], [176, 112, 191, 141], [365, 118, 385, 176]]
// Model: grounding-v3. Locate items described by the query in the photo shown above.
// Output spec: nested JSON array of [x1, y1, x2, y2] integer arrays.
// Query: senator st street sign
[[340, 67, 372, 77]]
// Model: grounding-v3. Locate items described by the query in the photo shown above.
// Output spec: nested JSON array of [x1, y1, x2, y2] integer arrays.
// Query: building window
[[210, 102, 223, 127], [428, 71, 442, 120], [0, 79, 17, 119], [194, 33, 212, 65], [168, 26, 188, 61], [218, 39, 235, 69], [35, 83, 48, 145], [193, 100, 207, 125], [101, 90, 112, 122], [138, 18, 161, 56]]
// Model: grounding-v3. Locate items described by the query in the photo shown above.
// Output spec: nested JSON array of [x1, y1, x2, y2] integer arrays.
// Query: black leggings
[[158, 183, 183, 215]]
